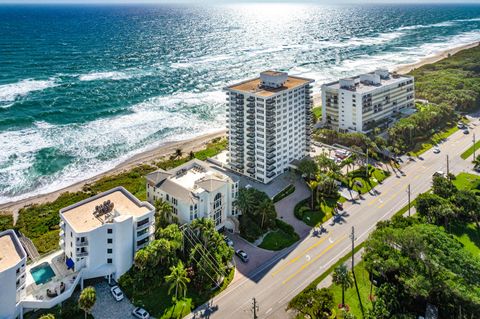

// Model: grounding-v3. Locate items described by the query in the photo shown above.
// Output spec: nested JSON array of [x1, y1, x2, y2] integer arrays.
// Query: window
[[137, 228, 149, 237], [107, 238, 113, 244], [107, 258, 113, 264], [107, 228, 113, 234], [137, 237, 149, 247], [107, 248, 112, 254], [137, 218, 149, 227]]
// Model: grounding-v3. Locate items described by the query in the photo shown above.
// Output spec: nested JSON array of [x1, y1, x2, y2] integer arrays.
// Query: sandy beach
[[0, 129, 226, 217], [1, 41, 478, 217]]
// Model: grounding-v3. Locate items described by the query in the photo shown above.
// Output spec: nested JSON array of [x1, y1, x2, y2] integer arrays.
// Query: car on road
[[463, 129, 470, 134], [458, 122, 466, 129], [433, 171, 445, 178], [224, 236, 234, 247], [433, 147, 441, 154], [235, 250, 249, 263], [132, 307, 150, 319], [110, 285, 124, 302]]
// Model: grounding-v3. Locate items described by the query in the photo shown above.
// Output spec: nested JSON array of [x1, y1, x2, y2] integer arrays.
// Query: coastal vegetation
[[119, 218, 234, 318], [10, 138, 227, 255], [409, 44, 480, 111], [289, 173, 480, 318], [0, 213, 13, 232]]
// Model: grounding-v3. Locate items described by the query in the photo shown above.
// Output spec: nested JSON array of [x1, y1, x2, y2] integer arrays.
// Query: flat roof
[[323, 73, 412, 94], [61, 188, 152, 233], [226, 75, 313, 97], [0, 230, 25, 272]]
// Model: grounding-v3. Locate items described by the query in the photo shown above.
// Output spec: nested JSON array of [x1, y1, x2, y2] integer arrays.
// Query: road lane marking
[[271, 236, 328, 276], [282, 234, 347, 285], [266, 308, 272, 315]]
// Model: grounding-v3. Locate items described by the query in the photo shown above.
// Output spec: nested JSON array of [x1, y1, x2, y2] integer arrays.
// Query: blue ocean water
[[0, 3, 479, 203]]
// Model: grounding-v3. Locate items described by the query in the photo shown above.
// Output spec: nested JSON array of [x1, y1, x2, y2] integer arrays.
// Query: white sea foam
[[326, 31, 405, 48], [78, 71, 134, 81], [0, 79, 58, 103], [0, 90, 225, 204]]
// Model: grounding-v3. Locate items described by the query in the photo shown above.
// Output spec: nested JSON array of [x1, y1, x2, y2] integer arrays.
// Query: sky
[[0, 0, 479, 4]]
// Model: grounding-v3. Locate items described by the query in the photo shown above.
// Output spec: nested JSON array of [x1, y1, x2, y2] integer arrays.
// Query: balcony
[[267, 171, 276, 178], [247, 156, 255, 162], [76, 240, 88, 247], [247, 132, 255, 138], [247, 138, 255, 144], [267, 158, 276, 165], [247, 144, 255, 150], [266, 165, 276, 172], [266, 128, 275, 135], [247, 102, 255, 108], [77, 251, 88, 257], [246, 120, 255, 126], [247, 150, 255, 156], [247, 168, 255, 174], [266, 135, 275, 141], [266, 104, 275, 111], [246, 126, 255, 132], [247, 96, 255, 102], [266, 99, 274, 105], [267, 146, 275, 153], [247, 114, 255, 120], [266, 140, 275, 148], [247, 109, 255, 114]]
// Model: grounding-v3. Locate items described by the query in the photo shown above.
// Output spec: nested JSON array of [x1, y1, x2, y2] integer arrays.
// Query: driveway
[[274, 177, 311, 239], [226, 233, 278, 280], [92, 280, 136, 319]]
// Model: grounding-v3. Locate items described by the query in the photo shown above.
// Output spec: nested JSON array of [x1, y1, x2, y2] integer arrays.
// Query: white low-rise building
[[0, 230, 27, 319], [59, 186, 155, 281], [322, 69, 414, 133], [146, 159, 239, 231]]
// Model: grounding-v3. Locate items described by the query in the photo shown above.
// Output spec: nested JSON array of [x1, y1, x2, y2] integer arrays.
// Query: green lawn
[[349, 168, 389, 194], [272, 184, 295, 203], [452, 172, 480, 193], [128, 268, 234, 318], [295, 197, 346, 227], [259, 228, 299, 251], [329, 261, 372, 318], [312, 107, 322, 122], [461, 140, 480, 160], [450, 222, 480, 258]]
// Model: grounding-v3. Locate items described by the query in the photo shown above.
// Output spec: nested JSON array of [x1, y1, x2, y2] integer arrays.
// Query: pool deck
[[25, 250, 79, 303]]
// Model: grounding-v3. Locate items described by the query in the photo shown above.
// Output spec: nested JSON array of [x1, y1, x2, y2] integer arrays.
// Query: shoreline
[[0, 129, 226, 216], [2, 41, 479, 216]]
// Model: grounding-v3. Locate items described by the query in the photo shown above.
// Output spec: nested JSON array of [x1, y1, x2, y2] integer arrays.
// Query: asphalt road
[[189, 118, 480, 319]]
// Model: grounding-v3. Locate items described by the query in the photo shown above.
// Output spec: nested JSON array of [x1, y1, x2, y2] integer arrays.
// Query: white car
[[110, 285, 124, 301], [132, 307, 150, 319], [433, 147, 440, 154]]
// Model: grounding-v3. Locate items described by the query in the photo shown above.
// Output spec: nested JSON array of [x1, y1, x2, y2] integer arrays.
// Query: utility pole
[[366, 148, 369, 178], [350, 226, 364, 316], [252, 298, 258, 319], [446, 155, 450, 176], [473, 133, 476, 161], [407, 184, 411, 217], [350, 226, 355, 269]]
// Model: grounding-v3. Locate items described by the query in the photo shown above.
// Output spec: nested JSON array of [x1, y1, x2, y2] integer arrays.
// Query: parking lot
[[92, 280, 137, 319]]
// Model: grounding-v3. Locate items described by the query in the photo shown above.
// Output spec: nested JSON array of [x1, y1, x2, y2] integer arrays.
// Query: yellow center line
[[282, 234, 348, 285], [271, 236, 328, 277]]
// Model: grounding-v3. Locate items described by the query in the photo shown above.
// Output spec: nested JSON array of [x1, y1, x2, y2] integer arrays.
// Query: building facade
[[0, 230, 27, 319], [322, 69, 414, 133], [59, 187, 155, 280], [224, 71, 314, 184], [146, 159, 239, 231]]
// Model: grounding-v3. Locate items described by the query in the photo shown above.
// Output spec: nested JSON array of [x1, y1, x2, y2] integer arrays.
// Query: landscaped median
[[461, 140, 480, 160], [343, 165, 390, 195], [272, 184, 295, 203], [294, 196, 346, 227]]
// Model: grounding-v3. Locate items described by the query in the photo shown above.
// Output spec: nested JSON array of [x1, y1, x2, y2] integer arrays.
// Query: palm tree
[[332, 264, 353, 308], [191, 218, 215, 244], [473, 155, 480, 167], [175, 148, 183, 158], [189, 150, 195, 159], [307, 180, 319, 210], [235, 188, 254, 216], [258, 198, 274, 229], [39, 314, 55, 319], [154, 198, 174, 230], [164, 261, 190, 301], [78, 286, 96, 319]]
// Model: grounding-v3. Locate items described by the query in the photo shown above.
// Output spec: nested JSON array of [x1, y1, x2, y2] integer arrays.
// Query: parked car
[[336, 202, 344, 211], [463, 129, 470, 134], [235, 250, 249, 263], [474, 166, 480, 173], [132, 307, 150, 319], [433, 147, 441, 154], [224, 236, 234, 247], [457, 122, 466, 129], [433, 171, 445, 178], [110, 285, 124, 301]]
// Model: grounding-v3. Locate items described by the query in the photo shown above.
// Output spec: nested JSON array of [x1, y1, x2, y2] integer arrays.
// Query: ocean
[[0, 3, 479, 204]]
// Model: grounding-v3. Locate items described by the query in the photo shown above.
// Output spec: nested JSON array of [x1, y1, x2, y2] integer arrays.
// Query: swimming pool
[[30, 262, 56, 285]]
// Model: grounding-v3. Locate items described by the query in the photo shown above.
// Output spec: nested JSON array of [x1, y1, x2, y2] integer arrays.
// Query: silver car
[[132, 307, 150, 319]]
